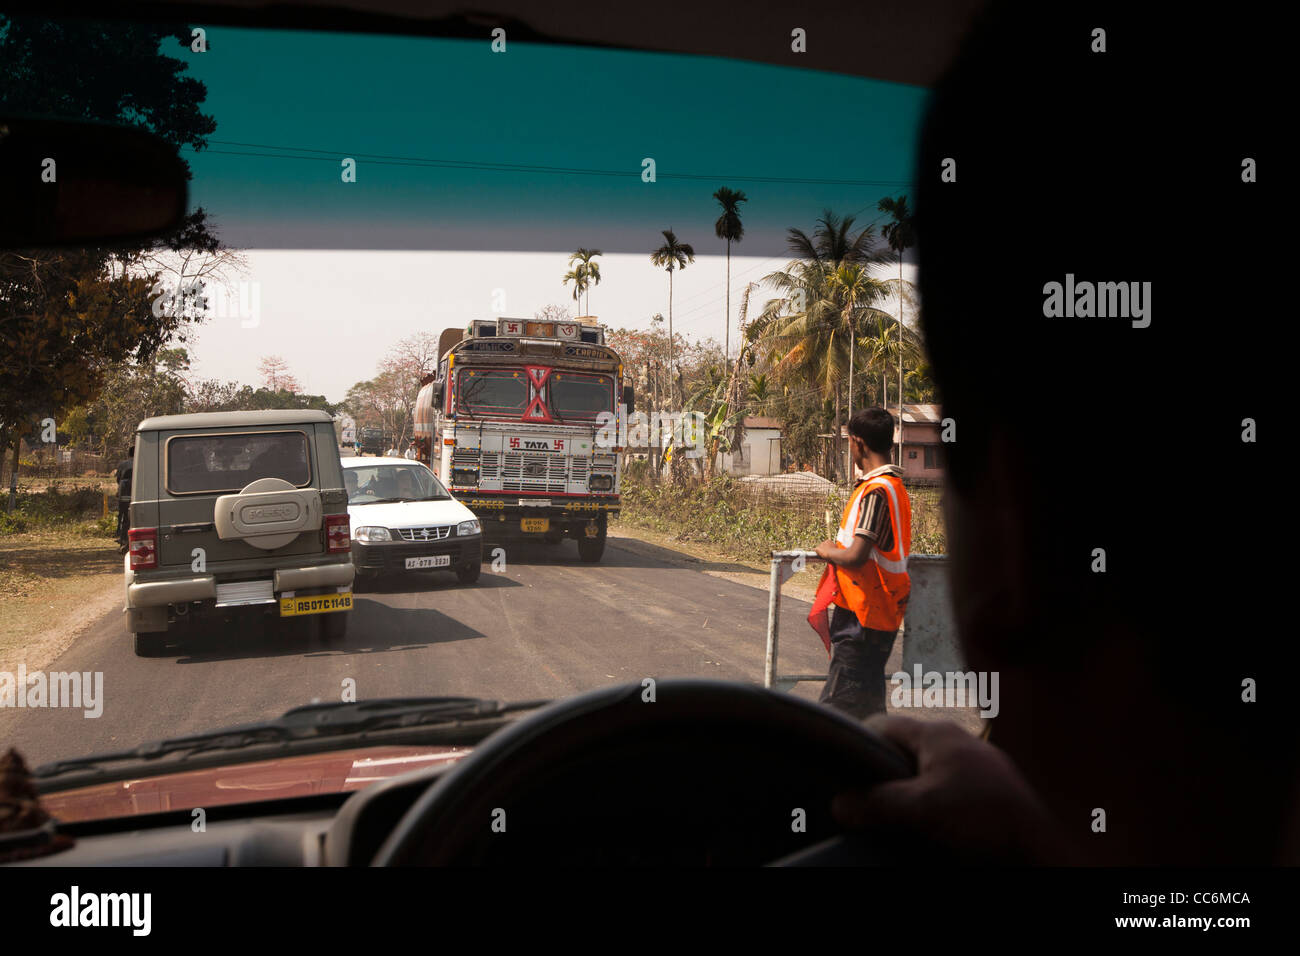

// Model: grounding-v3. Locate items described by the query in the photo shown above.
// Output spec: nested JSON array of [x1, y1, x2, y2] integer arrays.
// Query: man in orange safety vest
[[813, 407, 911, 718]]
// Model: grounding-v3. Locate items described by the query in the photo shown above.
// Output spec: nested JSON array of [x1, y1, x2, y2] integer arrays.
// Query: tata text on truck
[[414, 317, 632, 562]]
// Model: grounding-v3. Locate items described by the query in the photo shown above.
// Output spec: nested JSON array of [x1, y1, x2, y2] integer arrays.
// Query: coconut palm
[[826, 263, 891, 476], [751, 211, 891, 479], [649, 229, 695, 407], [712, 187, 747, 361], [860, 311, 927, 406], [568, 248, 602, 315]]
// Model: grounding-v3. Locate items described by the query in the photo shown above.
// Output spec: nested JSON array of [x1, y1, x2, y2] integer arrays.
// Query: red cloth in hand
[[808, 563, 840, 656]]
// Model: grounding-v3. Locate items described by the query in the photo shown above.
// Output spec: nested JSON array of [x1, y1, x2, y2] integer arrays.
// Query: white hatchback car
[[341, 457, 483, 584]]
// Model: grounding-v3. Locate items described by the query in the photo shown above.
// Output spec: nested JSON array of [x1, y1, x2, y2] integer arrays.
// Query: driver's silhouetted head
[[915, 1, 1287, 863]]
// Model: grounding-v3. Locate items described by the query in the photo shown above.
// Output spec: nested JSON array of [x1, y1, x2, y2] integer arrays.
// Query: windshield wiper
[[32, 696, 549, 780]]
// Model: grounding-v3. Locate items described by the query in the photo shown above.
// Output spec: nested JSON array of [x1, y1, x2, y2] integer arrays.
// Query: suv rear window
[[166, 431, 311, 495]]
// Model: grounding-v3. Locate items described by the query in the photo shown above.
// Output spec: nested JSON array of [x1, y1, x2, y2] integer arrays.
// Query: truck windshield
[[457, 368, 527, 415], [550, 372, 613, 420]]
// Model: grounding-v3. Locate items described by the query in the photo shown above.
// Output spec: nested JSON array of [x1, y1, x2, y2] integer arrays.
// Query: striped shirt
[[848, 464, 902, 552]]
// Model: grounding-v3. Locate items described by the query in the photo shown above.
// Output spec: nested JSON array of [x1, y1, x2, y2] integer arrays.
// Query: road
[[0, 533, 841, 769]]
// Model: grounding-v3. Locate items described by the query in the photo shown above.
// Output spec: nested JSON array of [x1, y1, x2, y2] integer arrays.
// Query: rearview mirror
[[622, 385, 635, 413], [0, 116, 188, 247]]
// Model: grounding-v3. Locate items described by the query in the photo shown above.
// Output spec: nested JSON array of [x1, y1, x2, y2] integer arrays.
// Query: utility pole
[[897, 253, 905, 467], [846, 315, 855, 481]]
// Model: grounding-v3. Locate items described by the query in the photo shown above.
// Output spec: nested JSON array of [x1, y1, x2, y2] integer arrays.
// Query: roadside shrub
[[0, 486, 107, 535], [0, 511, 29, 535], [619, 472, 947, 562]]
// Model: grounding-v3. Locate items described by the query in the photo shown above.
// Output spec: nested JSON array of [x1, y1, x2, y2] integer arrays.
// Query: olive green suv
[[123, 410, 355, 656]]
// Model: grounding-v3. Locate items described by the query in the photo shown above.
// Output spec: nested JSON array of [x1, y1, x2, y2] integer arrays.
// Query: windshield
[[456, 368, 528, 416], [550, 373, 614, 420], [0, 12, 944, 826], [345, 464, 449, 504]]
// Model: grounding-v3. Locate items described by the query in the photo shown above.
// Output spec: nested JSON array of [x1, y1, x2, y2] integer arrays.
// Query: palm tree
[[562, 264, 588, 315], [752, 211, 890, 480], [860, 311, 926, 406], [568, 248, 602, 315], [713, 187, 747, 361], [650, 229, 695, 407], [826, 263, 890, 477], [878, 195, 915, 463], [684, 362, 732, 478]]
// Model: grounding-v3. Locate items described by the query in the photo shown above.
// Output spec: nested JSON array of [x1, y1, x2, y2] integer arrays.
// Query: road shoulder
[[607, 521, 822, 603], [0, 534, 122, 673]]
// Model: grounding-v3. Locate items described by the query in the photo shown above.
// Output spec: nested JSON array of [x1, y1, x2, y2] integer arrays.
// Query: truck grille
[[396, 526, 452, 541], [502, 452, 566, 492], [455, 442, 599, 494]]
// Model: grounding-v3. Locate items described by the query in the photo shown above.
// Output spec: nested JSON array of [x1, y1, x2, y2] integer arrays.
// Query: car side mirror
[[622, 385, 635, 413], [0, 116, 188, 247], [433, 382, 444, 411]]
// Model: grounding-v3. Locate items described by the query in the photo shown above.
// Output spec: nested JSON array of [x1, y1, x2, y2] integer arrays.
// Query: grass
[[617, 472, 947, 565], [0, 485, 122, 663]]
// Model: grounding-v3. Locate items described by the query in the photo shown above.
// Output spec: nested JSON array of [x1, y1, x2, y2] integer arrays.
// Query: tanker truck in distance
[[413, 317, 632, 562]]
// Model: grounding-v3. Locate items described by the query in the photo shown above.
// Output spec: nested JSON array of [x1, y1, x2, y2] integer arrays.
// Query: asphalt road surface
[[0, 535, 837, 769]]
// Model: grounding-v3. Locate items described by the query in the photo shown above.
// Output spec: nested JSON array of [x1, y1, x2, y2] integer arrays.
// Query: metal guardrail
[[764, 550, 827, 692], [764, 550, 961, 694]]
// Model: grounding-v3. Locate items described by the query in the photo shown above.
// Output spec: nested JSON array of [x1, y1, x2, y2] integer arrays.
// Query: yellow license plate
[[280, 592, 353, 617], [521, 518, 549, 533]]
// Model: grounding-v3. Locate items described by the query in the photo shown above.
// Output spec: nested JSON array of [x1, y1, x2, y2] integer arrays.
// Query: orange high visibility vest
[[832, 472, 911, 630]]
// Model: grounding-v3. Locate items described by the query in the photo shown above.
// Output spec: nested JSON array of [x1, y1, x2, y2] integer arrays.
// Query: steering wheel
[[372, 679, 915, 866]]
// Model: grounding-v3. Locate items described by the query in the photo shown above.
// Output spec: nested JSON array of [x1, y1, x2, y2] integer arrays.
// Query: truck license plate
[[521, 518, 549, 533], [405, 555, 451, 569]]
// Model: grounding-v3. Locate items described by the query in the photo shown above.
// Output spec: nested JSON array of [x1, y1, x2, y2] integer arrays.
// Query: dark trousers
[[116, 502, 130, 545], [818, 605, 897, 719]]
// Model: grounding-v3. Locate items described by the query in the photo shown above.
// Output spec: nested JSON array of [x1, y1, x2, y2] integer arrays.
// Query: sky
[[170, 26, 926, 402]]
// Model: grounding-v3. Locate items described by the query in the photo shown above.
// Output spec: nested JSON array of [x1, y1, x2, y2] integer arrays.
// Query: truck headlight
[[457, 519, 481, 536], [355, 526, 391, 542]]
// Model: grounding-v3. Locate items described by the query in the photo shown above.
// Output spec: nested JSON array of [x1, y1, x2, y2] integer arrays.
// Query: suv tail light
[[325, 514, 351, 553], [128, 528, 158, 570]]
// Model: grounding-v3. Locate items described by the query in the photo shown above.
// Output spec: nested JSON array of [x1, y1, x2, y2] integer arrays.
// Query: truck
[[413, 317, 632, 562], [357, 426, 384, 456]]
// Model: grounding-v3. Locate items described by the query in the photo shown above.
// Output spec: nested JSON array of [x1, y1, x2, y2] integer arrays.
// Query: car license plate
[[521, 518, 549, 533], [405, 555, 451, 569], [279, 592, 352, 617]]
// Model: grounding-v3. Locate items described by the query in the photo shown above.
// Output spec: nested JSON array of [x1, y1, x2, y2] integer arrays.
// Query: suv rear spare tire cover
[[214, 477, 322, 550]]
